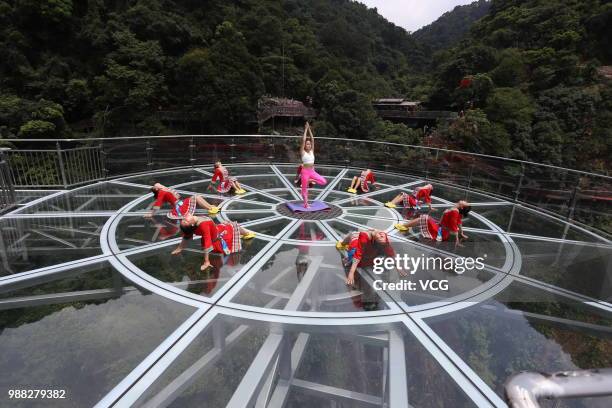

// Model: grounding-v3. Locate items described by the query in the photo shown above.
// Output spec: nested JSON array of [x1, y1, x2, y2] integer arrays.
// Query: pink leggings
[[300, 166, 327, 202]]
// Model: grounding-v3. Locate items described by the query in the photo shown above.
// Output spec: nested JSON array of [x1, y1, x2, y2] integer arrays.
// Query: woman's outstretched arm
[[307, 122, 315, 151], [301, 122, 309, 153]]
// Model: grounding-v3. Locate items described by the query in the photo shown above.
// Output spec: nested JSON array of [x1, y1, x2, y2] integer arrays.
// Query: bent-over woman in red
[[172, 215, 255, 271], [336, 229, 395, 285], [395, 200, 470, 247], [210, 161, 245, 194], [145, 183, 219, 219], [385, 184, 434, 211], [347, 169, 378, 194]]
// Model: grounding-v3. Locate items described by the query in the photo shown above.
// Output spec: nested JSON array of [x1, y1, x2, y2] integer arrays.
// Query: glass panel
[[225, 200, 273, 211], [224, 164, 275, 175], [236, 175, 287, 189], [513, 238, 612, 301], [267, 189, 298, 200], [220, 212, 275, 224], [368, 239, 500, 306], [242, 193, 281, 204], [245, 219, 291, 236], [426, 284, 612, 405], [230, 243, 390, 313], [289, 222, 328, 241], [0, 262, 194, 408], [0, 216, 108, 276], [478, 205, 603, 242], [344, 215, 393, 230], [114, 215, 181, 250], [133, 315, 476, 408], [333, 197, 380, 207], [121, 169, 207, 187], [428, 183, 504, 204], [14, 190, 61, 206], [345, 207, 397, 219], [21, 183, 148, 213], [129, 238, 268, 298]]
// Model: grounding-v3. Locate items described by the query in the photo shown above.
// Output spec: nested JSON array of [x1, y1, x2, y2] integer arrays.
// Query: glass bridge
[[0, 136, 610, 408]]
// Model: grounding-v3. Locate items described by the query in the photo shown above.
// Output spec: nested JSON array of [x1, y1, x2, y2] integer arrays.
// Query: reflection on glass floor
[[1, 164, 610, 407]]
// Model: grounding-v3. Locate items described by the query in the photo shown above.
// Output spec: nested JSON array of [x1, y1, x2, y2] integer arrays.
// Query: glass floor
[[0, 164, 610, 408]]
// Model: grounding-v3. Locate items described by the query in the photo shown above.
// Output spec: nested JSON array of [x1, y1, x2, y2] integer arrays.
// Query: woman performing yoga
[[145, 183, 219, 219], [172, 214, 255, 271], [395, 200, 471, 248], [299, 122, 327, 208], [210, 161, 246, 195], [385, 184, 434, 211], [336, 229, 396, 285], [347, 169, 378, 194]]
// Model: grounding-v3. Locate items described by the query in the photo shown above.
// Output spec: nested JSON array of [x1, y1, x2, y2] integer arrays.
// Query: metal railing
[[1, 135, 610, 236], [1, 142, 104, 188], [0, 148, 16, 211], [505, 369, 612, 408]]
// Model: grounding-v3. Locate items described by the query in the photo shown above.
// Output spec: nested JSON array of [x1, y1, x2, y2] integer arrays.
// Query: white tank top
[[302, 150, 315, 165]]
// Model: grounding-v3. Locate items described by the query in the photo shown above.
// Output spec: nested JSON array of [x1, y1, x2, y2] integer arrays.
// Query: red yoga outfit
[[152, 188, 196, 220], [183, 217, 242, 254], [402, 184, 433, 208], [418, 208, 462, 241], [211, 167, 237, 193], [348, 231, 395, 267], [358, 170, 376, 192]]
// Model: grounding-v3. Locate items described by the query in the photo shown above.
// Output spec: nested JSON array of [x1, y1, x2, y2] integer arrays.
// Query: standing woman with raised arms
[[299, 122, 327, 208]]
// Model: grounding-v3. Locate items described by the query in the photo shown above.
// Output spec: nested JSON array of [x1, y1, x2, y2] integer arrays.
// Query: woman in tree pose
[[210, 161, 246, 195], [172, 214, 255, 271], [336, 229, 396, 285], [299, 122, 327, 207], [347, 169, 378, 194], [395, 200, 470, 248], [145, 183, 219, 219], [385, 184, 434, 211]]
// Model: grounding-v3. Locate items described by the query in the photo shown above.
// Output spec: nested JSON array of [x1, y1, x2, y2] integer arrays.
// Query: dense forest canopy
[[0, 0, 610, 171], [413, 0, 490, 55]]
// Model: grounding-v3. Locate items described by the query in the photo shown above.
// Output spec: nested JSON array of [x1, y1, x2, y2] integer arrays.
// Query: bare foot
[[200, 262, 212, 271], [171, 248, 182, 255]]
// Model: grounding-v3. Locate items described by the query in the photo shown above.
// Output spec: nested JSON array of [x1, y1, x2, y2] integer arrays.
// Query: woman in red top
[[347, 169, 378, 194], [172, 215, 255, 271], [395, 200, 471, 247], [145, 183, 219, 219], [385, 184, 434, 211], [210, 161, 245, 194], [336, 229, 395, 285]]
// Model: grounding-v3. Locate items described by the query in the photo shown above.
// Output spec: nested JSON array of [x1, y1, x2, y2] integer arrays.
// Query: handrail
[[1, 135, 609, 179], [505, 369, 612, 408]]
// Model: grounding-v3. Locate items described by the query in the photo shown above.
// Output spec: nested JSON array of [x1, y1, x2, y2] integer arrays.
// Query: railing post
[[567, 177, 581, 221], [189, 136, 195, 168], [514, 163, 525, 203], [99, 140, 108, 180], [146, 139, 153, 171], [0, 148, 16, 212], [56, 141, 68, 188]]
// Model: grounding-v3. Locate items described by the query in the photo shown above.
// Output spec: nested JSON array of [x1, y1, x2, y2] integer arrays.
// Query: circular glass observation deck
[[0, 138, 611, 408]]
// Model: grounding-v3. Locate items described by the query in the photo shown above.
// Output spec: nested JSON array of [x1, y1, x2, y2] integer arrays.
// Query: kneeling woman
[[395, 200, 470, 247], [172, 215, 255, 271], [336, 229, 395, 285], [146, 183, 219, 219], [210, 161, 245, 195], [385, 184, 434, 211], [347, 169, 377, 194]]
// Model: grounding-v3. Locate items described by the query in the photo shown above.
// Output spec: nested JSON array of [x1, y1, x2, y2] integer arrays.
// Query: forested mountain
[[413, 0, 490, 54], [426, 0, 612, 172], [0, 0, 427, 140], [1, 0, 610, 172]]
